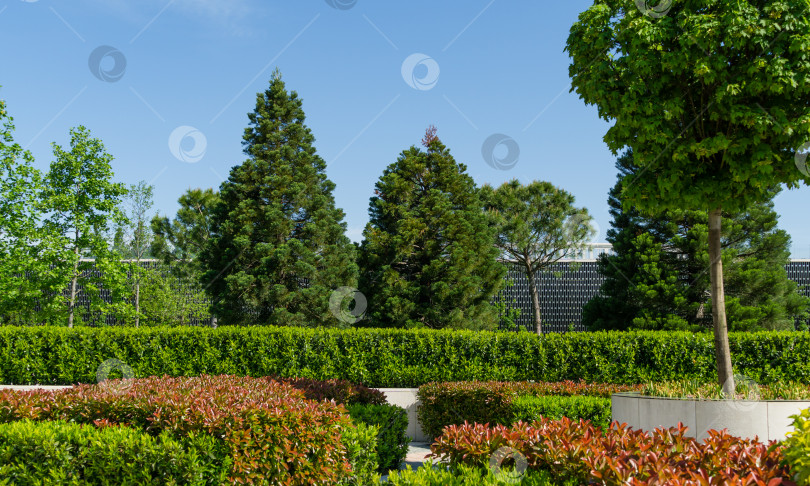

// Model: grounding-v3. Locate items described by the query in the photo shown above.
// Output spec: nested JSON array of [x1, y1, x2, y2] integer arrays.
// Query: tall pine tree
[[358, 128, 505, 330], [201, 71, 357, 326], [583, 151, 809, 331]]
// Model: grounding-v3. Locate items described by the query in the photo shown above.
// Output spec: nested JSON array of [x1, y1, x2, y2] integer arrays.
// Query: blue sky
[[0, 0, 808, 257]]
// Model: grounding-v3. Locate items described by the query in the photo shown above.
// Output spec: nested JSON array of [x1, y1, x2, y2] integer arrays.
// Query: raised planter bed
[[612, 392, 810, 441]]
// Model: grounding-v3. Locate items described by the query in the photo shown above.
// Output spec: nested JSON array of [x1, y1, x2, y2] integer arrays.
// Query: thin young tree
[[567, 0, 810, 392], [480, 180, 595, 334], [42, 126, 130, 327], [117, 181, 155, 326]]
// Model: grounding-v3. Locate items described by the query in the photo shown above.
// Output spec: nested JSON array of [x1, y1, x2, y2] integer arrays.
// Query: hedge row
[[0, 375, 379, 485], [0, 420, 208, 485], [1, 326, 809, 386], [416, 381, 622, 439]]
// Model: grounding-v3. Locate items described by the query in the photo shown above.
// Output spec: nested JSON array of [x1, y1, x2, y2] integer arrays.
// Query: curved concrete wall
[[612, 392, 810, 441]]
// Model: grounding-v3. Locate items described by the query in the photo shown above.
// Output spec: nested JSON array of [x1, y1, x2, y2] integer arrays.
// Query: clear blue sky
[[1, 0, 808, 257]]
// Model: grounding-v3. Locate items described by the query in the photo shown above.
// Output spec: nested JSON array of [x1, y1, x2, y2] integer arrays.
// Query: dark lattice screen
[[19, 258, 810, 330]]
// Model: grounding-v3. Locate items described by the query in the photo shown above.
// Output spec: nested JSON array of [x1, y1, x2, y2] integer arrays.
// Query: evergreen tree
[[480, 179, 594, 334], [583, 152, 809, 332], [200, 71, 357, 326], [358, 128, 505, 330]]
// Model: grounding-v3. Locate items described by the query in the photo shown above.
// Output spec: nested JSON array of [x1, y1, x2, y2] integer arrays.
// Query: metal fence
[[497, 259, 810, 333], [21, 256, 810, 330]]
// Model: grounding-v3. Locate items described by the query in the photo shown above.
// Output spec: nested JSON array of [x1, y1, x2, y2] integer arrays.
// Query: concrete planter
[[374, 388, 429, 442], [612, 392, 810, 442]]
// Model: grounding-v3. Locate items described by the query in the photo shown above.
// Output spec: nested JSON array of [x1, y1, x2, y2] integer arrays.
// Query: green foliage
[[510, 395, 612, 430], [337, 421, 381, 486], [584, 152, 809, 332], [346, 403, 410, 472], [566, 0, 810, 214], [480, 179, 594, 333], [136, 266, 209, 326], [416, 381, 635, 439], [42, 126, 131, 327], [643, 379, 810, 401], [0, 420, 206, 485], [387, 462, 565, 486], [783, 408, 810, 485], [0, 327, 809, 387], [358, 131, 505, 330], [201, 71, 357, 326], [0, 94, 70, 325]]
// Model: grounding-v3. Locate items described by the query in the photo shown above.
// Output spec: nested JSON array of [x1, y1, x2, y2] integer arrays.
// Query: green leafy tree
[[42, 126, 130, 327], [567, 0, 810, 392], [0, 94, 65, 324], [480, 180, 595, 334], [137, 266, 209, 326], [116, 181, 155, 326], [358, 129, 505, 330], [151, 188, 219, 325], [200, 71, 357, 326]]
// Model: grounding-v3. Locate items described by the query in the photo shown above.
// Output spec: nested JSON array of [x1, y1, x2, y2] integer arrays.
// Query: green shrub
[[510, 395, 612, 430], [783, 407, 810, 485], [338, 421, 380, 485], [0, 375, 372, 485], [0, 420, 205, 485], [0, 326, 808, 387], [346, 403, 410, 472], [417, 381, 635, 439], [386, 462, 570, 486]]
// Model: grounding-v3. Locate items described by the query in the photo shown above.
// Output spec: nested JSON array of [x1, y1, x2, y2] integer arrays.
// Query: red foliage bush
[[0, 375, 361, 484], [430, 418, 796, 485], [277, 376, 387, 405]]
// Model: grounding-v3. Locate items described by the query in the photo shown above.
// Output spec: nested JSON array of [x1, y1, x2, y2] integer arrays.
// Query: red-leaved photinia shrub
[[277, 376, 387, 405], [430, 418, 797, 485], [0, 375, 359, 485]]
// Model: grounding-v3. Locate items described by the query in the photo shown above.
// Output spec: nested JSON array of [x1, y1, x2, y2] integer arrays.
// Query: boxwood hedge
[[0, 326, 808, 386]]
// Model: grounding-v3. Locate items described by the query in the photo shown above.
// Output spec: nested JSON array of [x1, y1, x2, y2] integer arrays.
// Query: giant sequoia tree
[[358, 129, 505, 329], [567, 0, 810, 392], [201, 72, 357, 326], [583, 152, 809, 332]]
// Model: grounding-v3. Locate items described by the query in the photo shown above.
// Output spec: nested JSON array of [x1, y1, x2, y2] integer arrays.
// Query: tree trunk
[[527, 268, 542, 335], [134, 264, 140, 328], [67, 237, 79, 329], [708, 208, 734, 395]]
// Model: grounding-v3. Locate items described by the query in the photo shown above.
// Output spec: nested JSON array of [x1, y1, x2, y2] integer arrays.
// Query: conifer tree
[[583, 152, 809, 331], [200, 71, 357, 326], [358, 128, 505, 329]]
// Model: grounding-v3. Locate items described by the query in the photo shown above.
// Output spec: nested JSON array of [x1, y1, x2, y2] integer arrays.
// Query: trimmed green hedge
[[511, 395, 612, 430], [386, 462, 573, 485], [1, 326, 808, 387], [416, 381, 616, 439], [0, 420, 207, 485]]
